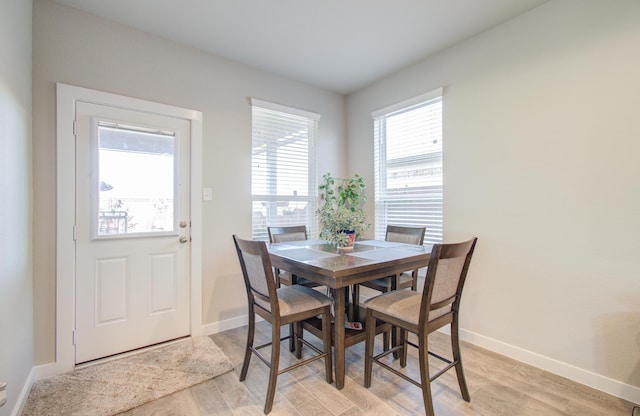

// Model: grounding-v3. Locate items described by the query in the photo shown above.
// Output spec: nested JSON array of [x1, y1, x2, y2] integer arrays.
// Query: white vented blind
[[373, 90, 443, 245], [251, 99, 319, 241]]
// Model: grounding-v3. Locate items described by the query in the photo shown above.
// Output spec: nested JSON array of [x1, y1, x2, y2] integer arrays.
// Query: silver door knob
[[179, 236, 189, 243], [179, 220, 188, 228]]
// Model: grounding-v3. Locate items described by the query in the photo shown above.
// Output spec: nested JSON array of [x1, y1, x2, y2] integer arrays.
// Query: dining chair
[[363, 238, 477, 416], [233, 235, 333, 414], [267, 225, 321, 288], [351, 225, 426, 306], [268, 225, 327, 352]]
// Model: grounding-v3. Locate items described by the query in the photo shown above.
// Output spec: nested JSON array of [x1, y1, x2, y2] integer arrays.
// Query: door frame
[[53, 83, 204, 375]]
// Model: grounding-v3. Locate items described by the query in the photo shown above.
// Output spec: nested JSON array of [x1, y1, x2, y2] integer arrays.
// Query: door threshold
[[75, 335, 191, 369]]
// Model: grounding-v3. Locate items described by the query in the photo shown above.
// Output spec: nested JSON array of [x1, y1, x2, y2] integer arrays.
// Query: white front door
[[74, 101, 190, 364]]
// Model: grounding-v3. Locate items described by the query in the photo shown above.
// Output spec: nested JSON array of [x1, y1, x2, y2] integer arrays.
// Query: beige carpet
[[22, 336, 234, 416]]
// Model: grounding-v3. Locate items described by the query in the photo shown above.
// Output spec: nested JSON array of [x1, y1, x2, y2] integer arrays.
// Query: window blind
[[373, 90, 443, 245], [251, 99, 319, 241]]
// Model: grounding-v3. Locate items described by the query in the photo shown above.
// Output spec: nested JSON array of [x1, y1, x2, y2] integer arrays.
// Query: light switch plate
[[202, 187, 212, 201]]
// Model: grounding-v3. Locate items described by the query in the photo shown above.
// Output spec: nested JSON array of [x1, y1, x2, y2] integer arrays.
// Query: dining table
[[267, 238, 431, 389]]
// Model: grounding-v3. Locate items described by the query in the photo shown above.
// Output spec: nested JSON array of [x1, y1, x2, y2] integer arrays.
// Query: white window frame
[[372, 88, 443, 245], [251, 99, 319, 240]]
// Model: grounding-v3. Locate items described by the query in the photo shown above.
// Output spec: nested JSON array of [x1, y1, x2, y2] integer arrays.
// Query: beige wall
[[348, 0, 640, 399], [32, 0, 346, 365], [0, 0, 33, 414]]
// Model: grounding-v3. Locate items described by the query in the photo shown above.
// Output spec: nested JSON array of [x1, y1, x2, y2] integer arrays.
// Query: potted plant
[[317, 173, 370, 247]]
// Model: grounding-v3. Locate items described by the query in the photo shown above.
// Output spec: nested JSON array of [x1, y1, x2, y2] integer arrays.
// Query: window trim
[[251, 98, 321, 121], [371, 88, 443, 119]]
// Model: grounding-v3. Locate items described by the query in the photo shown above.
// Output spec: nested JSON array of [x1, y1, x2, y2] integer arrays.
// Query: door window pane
[[97, 125, 175, 236]]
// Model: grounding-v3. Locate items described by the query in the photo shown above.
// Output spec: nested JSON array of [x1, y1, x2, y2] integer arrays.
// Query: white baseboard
[[10, 367, 35, 416], [457, 328, 640, 405], [202, 314, 251, 335], [33, 361, 62, 381]]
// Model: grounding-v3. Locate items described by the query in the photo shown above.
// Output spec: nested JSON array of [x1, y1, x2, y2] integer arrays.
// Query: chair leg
[[295, 321, 303, 359], [418, 331, 436, 416], [352, 284, 360, 306], [288, 323, 295, 352], [451, 320, 471, 401], [332, 287, 350, 316], [400, 328, 408, 368], [239, 307, 255, 381], [385, 324, 401, 355], [322, 305, 333, 384], [264, 323, 281, 414], [344, 287, 350, 314], [364, 309, 376, 388], [384, 288, 395, 357], [383, 329, 390, 352]]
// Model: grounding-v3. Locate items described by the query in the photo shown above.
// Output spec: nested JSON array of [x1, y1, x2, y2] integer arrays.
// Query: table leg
[[333, 287, 346, 389]]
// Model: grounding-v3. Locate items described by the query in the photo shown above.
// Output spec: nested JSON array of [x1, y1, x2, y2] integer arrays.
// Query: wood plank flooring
[[119, 322, 635, 415]]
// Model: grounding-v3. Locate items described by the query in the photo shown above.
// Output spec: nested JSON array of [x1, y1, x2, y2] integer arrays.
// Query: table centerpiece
[[317, 172, 370, 248]]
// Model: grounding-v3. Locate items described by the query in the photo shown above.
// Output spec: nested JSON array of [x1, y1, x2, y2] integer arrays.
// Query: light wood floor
[[120, 322, 635, 415]]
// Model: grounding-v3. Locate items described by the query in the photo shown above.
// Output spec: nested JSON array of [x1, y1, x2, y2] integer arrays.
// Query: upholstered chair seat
[[364, 290, 450, 328], [254, 285, 331, 316]]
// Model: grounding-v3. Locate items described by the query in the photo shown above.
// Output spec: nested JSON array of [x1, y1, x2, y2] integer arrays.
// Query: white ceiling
[[53, 0, 549, 94]]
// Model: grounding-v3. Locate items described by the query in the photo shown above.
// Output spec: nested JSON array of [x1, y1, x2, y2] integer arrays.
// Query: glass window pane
[[97, 126, 175, 236], [251, 102, 317, 240], [374, 95, 443, 245]]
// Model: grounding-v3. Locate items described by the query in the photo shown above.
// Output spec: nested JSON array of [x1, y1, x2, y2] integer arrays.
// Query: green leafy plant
[[317, 173, 370, 247]]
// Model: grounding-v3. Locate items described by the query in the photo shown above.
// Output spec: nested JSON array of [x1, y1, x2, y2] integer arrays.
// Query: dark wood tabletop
[[267, 239, 430, 389], [268, 239, 430, 285]]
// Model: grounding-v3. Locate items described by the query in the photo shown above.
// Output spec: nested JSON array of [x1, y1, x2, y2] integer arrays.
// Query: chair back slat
[[233, 235, 278, 314], [430, 257, 466, 306], [420, 238, 477, 326], [271, 231, 307, 243], [241, 250, 271, 298], [386, 225, 426, 245], [268, 225, 307, 243]]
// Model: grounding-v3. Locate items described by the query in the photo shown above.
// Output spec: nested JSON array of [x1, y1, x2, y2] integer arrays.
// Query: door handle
[[179, 236, 189, 244]]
